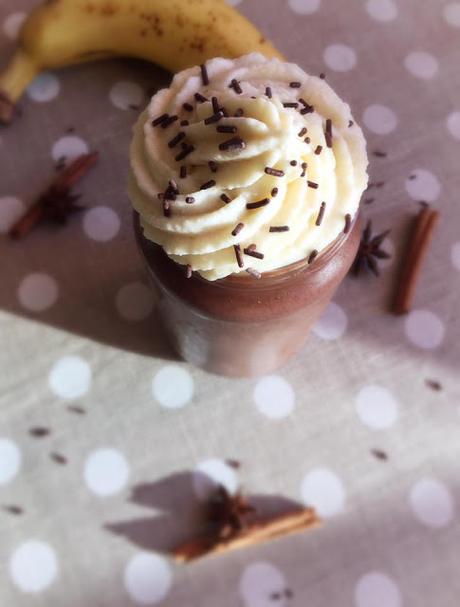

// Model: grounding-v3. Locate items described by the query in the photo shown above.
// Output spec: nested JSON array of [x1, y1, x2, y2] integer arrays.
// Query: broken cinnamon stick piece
[[392, 207, 439, 315], [173, 507, 320, 563]]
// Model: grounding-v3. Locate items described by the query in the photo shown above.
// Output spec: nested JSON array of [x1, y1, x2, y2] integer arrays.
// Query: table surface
[[1, 1, 460, 606]]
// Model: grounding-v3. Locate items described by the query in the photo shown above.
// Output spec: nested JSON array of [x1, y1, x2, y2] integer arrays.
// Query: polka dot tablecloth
[[1, 1, 460, 606]]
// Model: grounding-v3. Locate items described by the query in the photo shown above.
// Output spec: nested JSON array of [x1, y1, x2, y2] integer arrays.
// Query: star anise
[[207, 486, 256, 539], [352, 220, 391, 276]]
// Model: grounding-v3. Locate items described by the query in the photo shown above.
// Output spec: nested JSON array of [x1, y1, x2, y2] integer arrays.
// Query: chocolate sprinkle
[[344, 213, 352, 233], [304, 136, 311, 144], [234, 108, 244, 117], [194, 92, 207, 103], [226, 459, 241, 469], [300, 162, 307, 177], [299, 99, 314, 114], [29, 427, 51, 438], [161, 115, 179, 129], [200, 63, 209, 86], [265, 167, 285, 177], [2, 505, 23, 515], [307, 180, 318, 189], [298, 127, 307, 137], [244, 247, 264, 259], [220, 193, 232, 204], [200, 179, 216, 190], [283, 102, 299, 108], [373, 150, 387, 158], [212, 96, 220, 114], [152, 113, 169, 127], [246, 267, 261, 279], [289, 81, 301, 88], [234, 244, 244, 268], [208, 160, 218, 173], [230, 79, 243, 94], [348, 120, 354, 127], [371, 448, 388, 461], [175, 145, 195, 162], [204, 111, 224, 125], [180, 119, 189, 127], [183, 103, 193, 113], [325, 118, 333, 147], [308, 249, 318, 264], [179, 165, 187, 179], [319, 72, 326, 79], [217, 125, 237, 134], [231, 222, 244, 236], [50, 452, 68, 465], [314, 145, 323, 155], [185, 196, 195, 204], [265, 86, 272, 99], [246, 198, 270, 210], [271, 187, 279, 197], [186, 264, 193, 279], [425, 379, 442, 391], [315, 201, 326, 226], [269, 225, 289, 232], [219, 137, 246, 151], [167, 131, 186, 148]]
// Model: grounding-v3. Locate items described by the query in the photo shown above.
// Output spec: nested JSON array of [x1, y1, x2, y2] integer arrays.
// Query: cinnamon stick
[[9, 152, 99, 239], [392, 207, 439, 315], [173, 507, 320, 563]]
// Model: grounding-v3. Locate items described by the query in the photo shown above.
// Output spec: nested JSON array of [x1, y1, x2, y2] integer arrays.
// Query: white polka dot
[[355, 572, 402, 607], [0, 439, 21, 485], [404, 52, 438, 80], [152, 365, 194, 409], [0, 196, 25, 233], [405, 310, 445, 350], [27, 73, 60, 103], [51, 136, 89, 163], [300, 468, 345, 517], [193, 458, 238, 501], [288, 0, 321, 15], [239, 562, 287, 607], [9, 541, 58, 593], [405, 168, 441, 202], [451, 242, 460, 270], [365, 0, 397, 22], [49, 356, 91, 400], [355, 385, 399, 429], [2, 12, 26, 40], [82, 206, 120, 242], [323, 44, 357, 72], [312, 302, 347, 340], [446, 111, 460, 140], [17, 273, 59, 313], [109, 81, 145, 111], [409, 478, 454, 528], [443, 3, 460, 27], [253, 375, 295, 419], [84, 448, 129, 496], [115, 282, 154, 322], [124, 553, 172, 605], [363, 104, 398, 135]]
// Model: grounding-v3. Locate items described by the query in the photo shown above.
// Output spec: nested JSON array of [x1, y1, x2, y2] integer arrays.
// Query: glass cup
[[134, 212, 360, 377]]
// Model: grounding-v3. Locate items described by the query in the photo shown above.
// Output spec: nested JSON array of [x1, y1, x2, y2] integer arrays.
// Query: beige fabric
[[1, 1, 459, 606]]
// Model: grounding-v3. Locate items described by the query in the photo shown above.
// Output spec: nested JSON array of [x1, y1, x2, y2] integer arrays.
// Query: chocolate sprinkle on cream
[[167, 131, 186, 148], [314, 145, 323, 155], [264, 167, 285, 177], [348, 119, 354, 127], [161, 115, 179, 129], [308, 249, 318, 264], [180, 119, 189, 127], [217, 124, 237, 134], [244, 247, 264, 259], [50, 452, 67, 465], [298, 127, 307, 137], [152, 113, 169, 127], [316, 202, 326, 226], [344, 213, 352, 233], [212, 96, 220, 114], [325, 118, 333, 147], [234, 244, 244, 267], [304, 137, 311, 144], [230, 79, 242, 94], [319, 72, 326, 79], [220, 193, 232, 204], [186, 264, 193, 278], [283, 102, 299, 108], [246, 198, 270, 210], [219, 137, 246, 151], [231, 222, 244, 236], [208, 160, 218, 173], [299, 99, 314, 114], [200, 179, 216, 190], [194, 92, 207, 103], [289, 81, 301, 88], [175, 145, 194, 162], [183, 102, 193, 112], [269, 225, 289, 232], [265, 86, 272, 99], [307, 180, 318, 189], [179, 165, 187, 179], [300, 162, 307, 177], [246, 267, 261, 279], [185, 196, 195, 204], [200, 63, 209, 86], [204, 111, 224, 125], [290, 160, 298, 166], [271, 187, 279, 197]]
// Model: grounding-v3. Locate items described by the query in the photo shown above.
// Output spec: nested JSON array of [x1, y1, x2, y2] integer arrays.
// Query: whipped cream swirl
[[129, 53, 368, 280]]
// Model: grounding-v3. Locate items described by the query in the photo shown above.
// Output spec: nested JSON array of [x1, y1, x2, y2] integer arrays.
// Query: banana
[[0, 0, 284, 123]]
